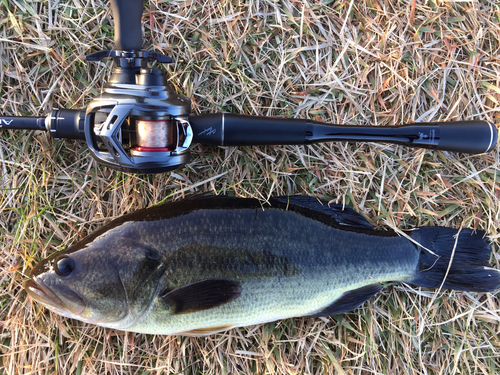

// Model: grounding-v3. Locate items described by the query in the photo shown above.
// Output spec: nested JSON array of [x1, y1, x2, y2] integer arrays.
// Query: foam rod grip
[[110, 0, 143, 50], [435, 121, 497, 154]]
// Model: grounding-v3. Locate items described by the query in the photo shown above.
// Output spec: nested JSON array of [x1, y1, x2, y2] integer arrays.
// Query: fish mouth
[[24, 278, 85, 317]]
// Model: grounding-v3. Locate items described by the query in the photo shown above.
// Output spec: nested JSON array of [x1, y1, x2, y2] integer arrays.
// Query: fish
[[25, 195, 500, 335]]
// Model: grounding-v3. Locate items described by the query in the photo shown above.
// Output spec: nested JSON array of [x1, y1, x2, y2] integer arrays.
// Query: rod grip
[[434, 121, 497, 154], [190, 114, 498, 154], [190, 113, 307, 146], [110, 0, 143, 50]]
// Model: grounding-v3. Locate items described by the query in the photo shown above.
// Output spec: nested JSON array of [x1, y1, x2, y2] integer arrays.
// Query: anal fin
[[308, 284, 382, 318]]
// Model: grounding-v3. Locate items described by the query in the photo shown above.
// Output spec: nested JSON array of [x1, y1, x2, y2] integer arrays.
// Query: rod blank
[[0, 116, 46, 131]]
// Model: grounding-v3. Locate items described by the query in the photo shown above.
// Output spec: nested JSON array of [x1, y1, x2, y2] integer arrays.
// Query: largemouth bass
[[25, 196, 500, 335]]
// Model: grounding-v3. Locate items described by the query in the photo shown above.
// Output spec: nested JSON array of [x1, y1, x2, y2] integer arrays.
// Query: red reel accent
[[133, 146, 172, 152]]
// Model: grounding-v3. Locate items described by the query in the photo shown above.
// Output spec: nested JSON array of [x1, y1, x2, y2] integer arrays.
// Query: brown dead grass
[[1, 0, 499, 374]]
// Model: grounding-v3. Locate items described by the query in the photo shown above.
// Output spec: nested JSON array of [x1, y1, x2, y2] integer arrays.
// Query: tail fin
[[409, 227, 499, 292]]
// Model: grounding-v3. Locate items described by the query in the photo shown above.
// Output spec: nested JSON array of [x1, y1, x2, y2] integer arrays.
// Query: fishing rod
[[1, 0, 497, 174]]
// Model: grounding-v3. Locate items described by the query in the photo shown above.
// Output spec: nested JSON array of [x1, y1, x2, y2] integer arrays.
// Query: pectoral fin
[[161, 279, 241, 314]]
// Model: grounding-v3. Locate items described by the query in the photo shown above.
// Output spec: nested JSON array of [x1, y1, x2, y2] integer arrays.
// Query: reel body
[[84, 55, 193, 174]]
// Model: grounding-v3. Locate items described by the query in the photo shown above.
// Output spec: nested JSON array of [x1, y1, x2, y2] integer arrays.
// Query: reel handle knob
[[110, 0, 143, 51]]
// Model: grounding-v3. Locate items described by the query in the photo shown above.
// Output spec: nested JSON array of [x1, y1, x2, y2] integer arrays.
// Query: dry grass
[[1, 0, 499, 374]]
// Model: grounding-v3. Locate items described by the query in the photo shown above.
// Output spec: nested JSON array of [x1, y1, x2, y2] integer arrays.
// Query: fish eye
[[54, 255, 75, 277]]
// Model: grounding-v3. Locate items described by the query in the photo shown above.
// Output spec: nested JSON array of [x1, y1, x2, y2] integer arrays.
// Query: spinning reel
[[1, 0, 497, 174]]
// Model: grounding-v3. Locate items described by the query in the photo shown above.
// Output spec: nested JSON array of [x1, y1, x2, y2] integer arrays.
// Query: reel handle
[[110, 0, 144, 50]]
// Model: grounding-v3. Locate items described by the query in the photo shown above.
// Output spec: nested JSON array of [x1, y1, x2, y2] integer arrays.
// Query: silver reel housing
[[84, 51, 192, 174]]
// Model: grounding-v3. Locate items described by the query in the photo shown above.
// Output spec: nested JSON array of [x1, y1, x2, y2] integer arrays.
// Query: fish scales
[[128, 209, 416, 334], [25, 196, 500, 335]]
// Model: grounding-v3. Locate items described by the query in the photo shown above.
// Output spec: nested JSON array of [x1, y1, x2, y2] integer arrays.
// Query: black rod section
[[46, 109, 86, 140], [190, 113, 497, 154], [306, 120, 497, 154], [0, 109, 86, 140], [0, 116, 46, 131]]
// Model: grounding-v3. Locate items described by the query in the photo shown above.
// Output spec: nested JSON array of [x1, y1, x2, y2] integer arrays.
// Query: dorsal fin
[[272, 196, 374, 230]]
